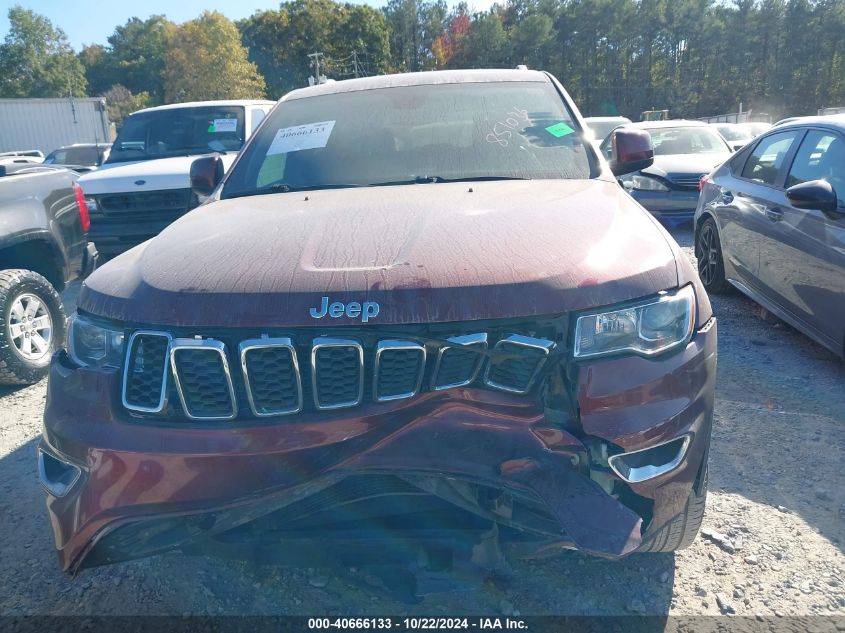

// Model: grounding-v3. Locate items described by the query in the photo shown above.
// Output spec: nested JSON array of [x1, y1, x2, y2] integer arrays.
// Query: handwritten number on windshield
[[486, 107, 530, 147]]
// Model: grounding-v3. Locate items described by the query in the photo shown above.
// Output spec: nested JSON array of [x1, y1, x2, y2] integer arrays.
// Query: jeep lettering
[[310, 297, 380, 322]]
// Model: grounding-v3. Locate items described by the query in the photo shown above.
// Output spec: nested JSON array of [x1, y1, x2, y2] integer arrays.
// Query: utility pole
[[352, 50, 359, 78], [308, 52, 327, 86]]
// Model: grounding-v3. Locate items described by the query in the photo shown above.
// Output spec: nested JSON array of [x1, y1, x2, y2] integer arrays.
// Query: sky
[[0, 0, 387, 50]]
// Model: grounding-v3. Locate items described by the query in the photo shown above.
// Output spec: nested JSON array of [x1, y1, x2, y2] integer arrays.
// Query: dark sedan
[[43, 143, 111, 173], [601, 121, 733, 223], [695, 115, 845, 356]]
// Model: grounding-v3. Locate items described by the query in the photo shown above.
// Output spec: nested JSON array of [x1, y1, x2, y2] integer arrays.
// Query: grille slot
[[483, 334, 554, 394], [311, 338, 364, 410], [374, 340, 426, 402], [240, 338, 302, 416], [122, 331, 171, 413], [431, 333, 487, 390], [170, 339, 237, 420]]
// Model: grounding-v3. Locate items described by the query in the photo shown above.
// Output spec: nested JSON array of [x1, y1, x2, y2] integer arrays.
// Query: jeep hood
[[80, 179, 679, 327], [77, 154, 237, 195]]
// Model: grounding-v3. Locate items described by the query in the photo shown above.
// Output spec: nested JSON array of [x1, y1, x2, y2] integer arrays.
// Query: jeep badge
[[309, 297, 380, 322]]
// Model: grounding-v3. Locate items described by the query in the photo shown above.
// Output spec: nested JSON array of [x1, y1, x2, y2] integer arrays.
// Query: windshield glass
[[715, 125, 752, 142], [744, 122, 772, 137], [646, 127, 731, 155], [222, 82, 593, 198], [587, 120, 627, 142], [44, 146, 103, 166], [107, 106, 245, 164]]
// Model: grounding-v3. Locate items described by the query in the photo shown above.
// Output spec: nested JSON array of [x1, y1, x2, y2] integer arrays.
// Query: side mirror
[[609, 129, 654, 176], [190, 154, 224, 197], [786, 180, 839, 214]]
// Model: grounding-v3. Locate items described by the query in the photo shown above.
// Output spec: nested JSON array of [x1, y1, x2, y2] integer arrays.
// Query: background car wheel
[[696, 218, 732, 294], [636, 459, 708, 553], [0, 269, 66, 385]]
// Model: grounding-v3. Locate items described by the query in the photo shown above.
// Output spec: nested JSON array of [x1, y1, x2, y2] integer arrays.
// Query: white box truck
[[0, 97, 113, 155]]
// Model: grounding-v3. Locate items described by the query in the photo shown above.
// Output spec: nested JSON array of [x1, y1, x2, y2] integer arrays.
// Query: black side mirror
[[609, 129, 654, 176], [190, 154, 224, 197], [786, 180, 839, 215]]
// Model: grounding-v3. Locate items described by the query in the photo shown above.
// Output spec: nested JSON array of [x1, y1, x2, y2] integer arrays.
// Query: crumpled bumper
[[41, 320, 716, 573]]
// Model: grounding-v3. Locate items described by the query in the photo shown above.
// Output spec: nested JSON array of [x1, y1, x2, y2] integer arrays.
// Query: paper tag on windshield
[[210, 118, 238, 133], [267, 121, 336, 155]]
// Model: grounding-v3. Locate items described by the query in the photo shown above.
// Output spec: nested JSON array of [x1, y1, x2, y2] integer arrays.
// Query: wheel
[[696, 218, 732, 294], [0, 269, 67, 385], [636, 459, 708, 552]]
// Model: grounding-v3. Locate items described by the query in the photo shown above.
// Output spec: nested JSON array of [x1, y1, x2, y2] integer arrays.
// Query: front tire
[[0, 269, 66, 385], [636, 460, 708, 552], [696, 218, 732, 294]]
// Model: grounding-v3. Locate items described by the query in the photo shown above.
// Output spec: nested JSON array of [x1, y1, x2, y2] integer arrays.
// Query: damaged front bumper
[[41, 319, 716, 574]]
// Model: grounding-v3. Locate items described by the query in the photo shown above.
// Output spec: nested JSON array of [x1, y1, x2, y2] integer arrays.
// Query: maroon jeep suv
[[40, 70, 716, 576]]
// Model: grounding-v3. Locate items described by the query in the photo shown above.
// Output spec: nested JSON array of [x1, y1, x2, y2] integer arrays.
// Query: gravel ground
[[0, 225, 843, 618]]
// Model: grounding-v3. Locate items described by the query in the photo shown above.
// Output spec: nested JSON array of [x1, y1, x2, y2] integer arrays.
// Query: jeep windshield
[[106, 106, 246, 164], [221, 81, 594, 198]]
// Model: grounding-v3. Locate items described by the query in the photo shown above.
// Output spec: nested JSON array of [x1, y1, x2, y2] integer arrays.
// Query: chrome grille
[[122, 331, 171, 413], [312, 338, 364, 410], [240, 338, 302, 416], [667, 174, 705, 190], [431, 333, 487, 390], [374, 340, 426, 401], [120, 328, 556, 420], [483, 334, 554, 394], [170, 339, 237, 420]]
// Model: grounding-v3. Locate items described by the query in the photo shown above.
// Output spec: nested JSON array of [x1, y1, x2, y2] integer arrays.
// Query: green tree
[[384, 0, 448, 71], [239, 0, 392, 97], [101, 84, 151, 128], [0, 5, 87, 97], [163, 11, 266, 103], [450, 11, 510, 68]]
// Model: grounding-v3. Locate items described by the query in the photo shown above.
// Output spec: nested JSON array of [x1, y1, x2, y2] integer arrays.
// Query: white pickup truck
[[78, 100, 274, 257]]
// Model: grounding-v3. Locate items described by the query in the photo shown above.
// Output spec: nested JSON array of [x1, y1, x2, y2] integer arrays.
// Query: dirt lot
[[1, 226, 843, 618]]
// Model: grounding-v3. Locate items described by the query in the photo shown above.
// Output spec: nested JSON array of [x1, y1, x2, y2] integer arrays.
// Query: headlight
[[83, 196, 98, 212], [574, 285, 695, 359], [68, 313, 124, 368], [620, 173, 670, 192]]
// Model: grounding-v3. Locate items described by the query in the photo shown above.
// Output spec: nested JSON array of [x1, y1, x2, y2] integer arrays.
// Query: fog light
[[608, 435, 691, 483], [38, 446, 82, 497]]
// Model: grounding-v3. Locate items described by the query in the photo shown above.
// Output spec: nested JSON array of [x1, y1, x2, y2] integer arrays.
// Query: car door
[[757, 128, 845, 352], [714, 130, 802, 291]]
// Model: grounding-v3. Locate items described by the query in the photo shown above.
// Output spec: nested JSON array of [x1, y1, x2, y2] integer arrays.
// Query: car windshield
[[587, 120, 627, 141], [44, 146, 102, 166], [106, 106, 245, 164], [715, 125, 752, 142], [646, 127, 730, 155], [222, 81, 593, 198], [744, 123, 772, 137]]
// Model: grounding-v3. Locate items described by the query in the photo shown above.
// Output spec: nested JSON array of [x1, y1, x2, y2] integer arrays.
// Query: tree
[[163, 11, 266, 103], [239, 0, 392, 97], [449, 11, 509, 69], [384, 0, 448, 71], [102, 84, 151, 128], [0, 5, 87, 97]]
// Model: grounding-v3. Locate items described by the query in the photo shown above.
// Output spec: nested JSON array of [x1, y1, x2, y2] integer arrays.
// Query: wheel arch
[[0, 234, 65, 291]]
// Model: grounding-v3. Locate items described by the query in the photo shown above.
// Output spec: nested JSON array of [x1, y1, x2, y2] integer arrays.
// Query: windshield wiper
[[223, 182, 365, 199], [223, 176, 531, 200]]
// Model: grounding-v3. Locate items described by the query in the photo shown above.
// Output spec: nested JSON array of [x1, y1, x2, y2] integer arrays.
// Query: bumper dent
[[42, 321, 716, 573]]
